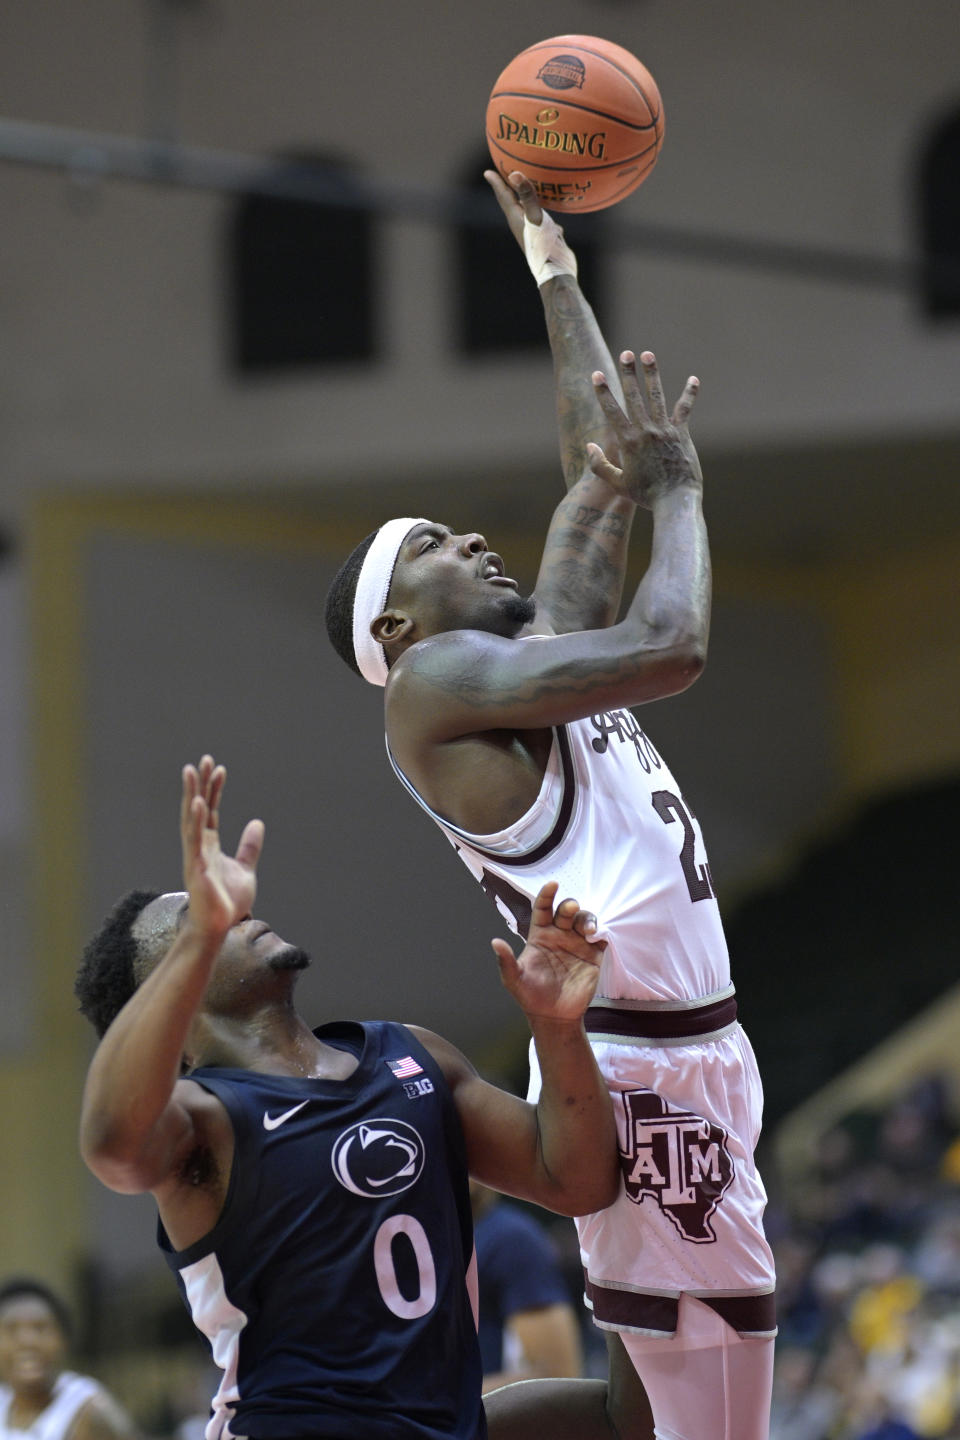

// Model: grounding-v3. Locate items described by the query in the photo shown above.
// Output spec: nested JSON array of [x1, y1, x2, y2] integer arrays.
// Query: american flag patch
[[387, 1056, 424, 1079]]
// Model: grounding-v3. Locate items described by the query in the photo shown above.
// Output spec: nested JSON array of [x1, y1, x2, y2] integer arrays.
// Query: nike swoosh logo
[[262, 1100, 309, 1131]]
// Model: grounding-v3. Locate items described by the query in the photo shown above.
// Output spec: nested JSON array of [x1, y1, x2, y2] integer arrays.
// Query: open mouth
[[481, 554, 517, 587]]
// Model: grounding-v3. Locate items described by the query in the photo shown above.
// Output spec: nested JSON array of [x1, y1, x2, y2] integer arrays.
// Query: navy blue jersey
[[159, 1022, 484, 1440]]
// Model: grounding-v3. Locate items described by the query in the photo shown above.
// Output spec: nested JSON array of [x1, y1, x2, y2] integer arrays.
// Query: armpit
[[178, 1143, 219, 1189]]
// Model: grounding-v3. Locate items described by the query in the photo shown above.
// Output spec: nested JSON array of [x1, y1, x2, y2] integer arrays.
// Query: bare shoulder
[[383, 631, 507, 753], [404, 1025, 476, 1090], [164, 1076, 234, 1180], [386, 630, 492, 699], [175, 1074, 232, 1125]]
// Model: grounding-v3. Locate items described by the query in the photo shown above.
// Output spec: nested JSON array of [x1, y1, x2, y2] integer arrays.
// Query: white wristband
[[522, 213, 578, 286]]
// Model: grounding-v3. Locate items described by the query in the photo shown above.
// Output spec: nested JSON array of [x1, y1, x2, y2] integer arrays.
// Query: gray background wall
[[0, 0, 957, 1287]]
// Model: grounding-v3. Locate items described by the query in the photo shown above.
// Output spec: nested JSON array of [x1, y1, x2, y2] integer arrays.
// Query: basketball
[[485, 35, 664, 214]]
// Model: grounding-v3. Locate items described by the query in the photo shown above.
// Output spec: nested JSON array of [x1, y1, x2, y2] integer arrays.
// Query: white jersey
[[388, 709, 777, 1336], [389, 709, 729, 1005], [0, 1373, 101, 1440]]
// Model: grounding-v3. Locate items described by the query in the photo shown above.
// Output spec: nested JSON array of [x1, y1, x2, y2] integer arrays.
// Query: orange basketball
[[485, 35, 664, 214]]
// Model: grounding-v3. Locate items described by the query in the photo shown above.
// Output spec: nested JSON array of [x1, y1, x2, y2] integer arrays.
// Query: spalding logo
[[537, 54, 586, 90], [331, 1118, 425, 1198]]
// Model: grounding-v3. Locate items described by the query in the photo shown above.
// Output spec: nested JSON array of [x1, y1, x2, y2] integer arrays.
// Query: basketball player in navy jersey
[[324, 172, 776, 1440], [76, 756, 646, 1440]]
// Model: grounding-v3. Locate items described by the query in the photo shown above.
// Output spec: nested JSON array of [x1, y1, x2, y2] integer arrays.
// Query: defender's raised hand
[[180, 755, 264, 940], [492, 881, 605, 1022], [587, 350, 703, 509]]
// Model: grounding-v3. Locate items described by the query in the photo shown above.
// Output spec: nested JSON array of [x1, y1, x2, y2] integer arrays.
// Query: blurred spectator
[[164, 1357, 219, 1440], [469, 1181, 583, 1394], [768, 1071, 960, 1439], [0, 1279, 136, 1440], [769, 1345, 841, 1439], [849, 1391, 920, 1440]]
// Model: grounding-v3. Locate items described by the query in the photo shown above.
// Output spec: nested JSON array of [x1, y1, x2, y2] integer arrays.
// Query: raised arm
[[388, 349, 708, 744], [79, 758, 263, 1195], [486, 170, 635, 632], [413, 882, 618, 1217]]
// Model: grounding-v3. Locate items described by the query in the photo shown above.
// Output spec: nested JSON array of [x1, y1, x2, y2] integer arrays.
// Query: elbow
[[80, 1115, 154, 1195], [641, 636, 707, 701], [81, 1147, 154, 1195], [554, 1162, 621, 1219], [619, 604, 709, 702], [586, 1162, 622, 1214], [672, 639, 707, 690]]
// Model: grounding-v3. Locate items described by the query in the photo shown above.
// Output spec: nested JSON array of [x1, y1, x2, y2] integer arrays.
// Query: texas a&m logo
[[619, 1089, 734, 1243]]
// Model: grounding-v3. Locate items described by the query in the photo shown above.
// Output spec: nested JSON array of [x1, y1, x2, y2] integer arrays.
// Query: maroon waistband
[[584, 1272, 777, 1338], [584, 992, 738, 1042]]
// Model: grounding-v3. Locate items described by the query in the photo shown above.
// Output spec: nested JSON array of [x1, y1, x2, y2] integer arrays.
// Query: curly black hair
[[323, 528, 379, 677], [0, 1277, 72, 1339], [74, 889, 161, 1038]]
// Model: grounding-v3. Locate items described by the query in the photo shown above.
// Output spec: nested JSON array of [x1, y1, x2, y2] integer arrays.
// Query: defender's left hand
[[492, 881, 605, 1021]]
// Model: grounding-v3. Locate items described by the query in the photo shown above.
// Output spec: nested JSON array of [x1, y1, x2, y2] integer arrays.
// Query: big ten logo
[[618, 1090, 734, 1242], [589, 710, 663, 772]]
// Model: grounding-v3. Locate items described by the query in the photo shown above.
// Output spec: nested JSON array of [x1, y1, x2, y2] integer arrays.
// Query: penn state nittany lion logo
[[331, 1119, 425, 1198], [619, 1090, 734, 1242]]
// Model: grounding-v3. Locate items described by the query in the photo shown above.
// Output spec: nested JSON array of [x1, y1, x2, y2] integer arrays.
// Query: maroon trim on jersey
[[585, 993, 738, 1041], [585, 1274, 777, 1337], [462, 724, 578, 868]]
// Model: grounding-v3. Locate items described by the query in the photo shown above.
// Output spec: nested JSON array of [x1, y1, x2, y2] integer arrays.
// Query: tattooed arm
[[385, 351, 708, 761], [486, 170, 636, 634], [534, 274, 637, 634]]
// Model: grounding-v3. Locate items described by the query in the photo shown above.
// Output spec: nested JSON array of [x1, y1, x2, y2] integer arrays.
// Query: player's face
[[133, 893, 308, 1000], [387, 521, 535, 638], [0, 1296, 66, 1394]]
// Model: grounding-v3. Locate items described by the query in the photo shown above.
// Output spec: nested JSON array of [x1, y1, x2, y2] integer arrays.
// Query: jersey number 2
[[652, 790, 715, 902], [373, 1214, 437, 1320]]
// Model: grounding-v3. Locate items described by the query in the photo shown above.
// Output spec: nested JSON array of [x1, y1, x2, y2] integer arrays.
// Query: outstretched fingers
[[182, 756, 224, 831], [206, 761, 226, 832], [180, 763, 198, 834], [638, 351, 668, 425], [529, 879, 561, 930], [235, 818, 265, 873], [591, 369, 629, 427], [615, 350, 647, 420], [672, 374, 701, 427], [181, 792, 212, 886]]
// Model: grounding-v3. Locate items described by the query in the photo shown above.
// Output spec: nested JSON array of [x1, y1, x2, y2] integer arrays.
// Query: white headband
[[352, 517, 429, 687]]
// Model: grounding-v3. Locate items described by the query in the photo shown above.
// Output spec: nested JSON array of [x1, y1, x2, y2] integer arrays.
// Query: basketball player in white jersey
[[0, 1281, 135, 1440], [325, 171, 776, 1440]]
